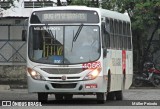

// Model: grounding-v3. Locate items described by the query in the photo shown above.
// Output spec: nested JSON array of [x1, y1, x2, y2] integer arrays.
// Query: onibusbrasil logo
[[1, 101, 42, 107]]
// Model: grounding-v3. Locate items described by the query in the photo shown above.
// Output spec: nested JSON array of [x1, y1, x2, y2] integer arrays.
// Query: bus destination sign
[[42, 13, 87, 22], [30, 10, 99, 23]]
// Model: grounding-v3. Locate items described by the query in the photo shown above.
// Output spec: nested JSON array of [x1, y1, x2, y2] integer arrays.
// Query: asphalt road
[[0, 88, 160, 109]]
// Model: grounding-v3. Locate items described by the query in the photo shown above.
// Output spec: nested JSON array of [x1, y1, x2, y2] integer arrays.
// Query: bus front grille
[[48, 77, 80, 79], [41, 68, 82, 74], [51, 83, 77, 88]]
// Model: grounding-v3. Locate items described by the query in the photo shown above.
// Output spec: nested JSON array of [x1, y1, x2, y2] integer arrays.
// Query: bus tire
[[55, 94, 63, 100], [115, 91, 123, 100], [107, 92, 115, 100], [96, 93, 106, 104], [64, 94, 73, 100], [38, 93, 48, 103]]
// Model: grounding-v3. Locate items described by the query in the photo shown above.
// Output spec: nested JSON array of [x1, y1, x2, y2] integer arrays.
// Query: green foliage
[[101, 0, 127, 12], [1, 0, 19, 9], [70, 0, 91, 7], [70, 0, 160, 32], [129, 1, 160, 70], [131, 1, 158, 31]]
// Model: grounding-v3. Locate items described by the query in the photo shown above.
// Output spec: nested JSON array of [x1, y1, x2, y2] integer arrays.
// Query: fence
[[0, 40, 26, 65]]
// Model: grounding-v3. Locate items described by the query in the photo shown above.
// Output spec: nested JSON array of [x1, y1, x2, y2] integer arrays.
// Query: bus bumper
[[27, 76, 107, 94]]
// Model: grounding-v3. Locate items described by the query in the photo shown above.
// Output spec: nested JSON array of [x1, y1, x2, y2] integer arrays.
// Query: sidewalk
[[0, 85, 10, 91], [0, 84, 27, 91]]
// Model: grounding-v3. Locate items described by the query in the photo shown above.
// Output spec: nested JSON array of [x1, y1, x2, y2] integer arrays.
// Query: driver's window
[[105, 18, 110, 48], [101, 17, 110, 49]]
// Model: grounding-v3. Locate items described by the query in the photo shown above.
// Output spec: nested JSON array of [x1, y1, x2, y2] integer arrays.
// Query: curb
[[10, 85, 27, 89], [130, 86, 160, 89], [0, 85, 10, 91]]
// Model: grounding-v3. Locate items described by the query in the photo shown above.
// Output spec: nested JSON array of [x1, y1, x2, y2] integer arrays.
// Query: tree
[[70, 0, 90, 6], [57, 0, 62, 6], [129, 1, 160, 71], [0, 0, 19, 9]]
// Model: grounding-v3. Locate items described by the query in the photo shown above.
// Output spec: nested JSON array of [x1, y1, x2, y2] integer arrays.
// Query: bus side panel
[[125, 51, 133, 89], [103, 56, 109, 92], [106, 49, 133, 91], [106, 49, 116, 92], [115, 50, 123, 91]]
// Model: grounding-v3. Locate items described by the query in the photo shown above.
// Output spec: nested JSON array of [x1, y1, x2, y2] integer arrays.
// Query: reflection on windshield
[[28, 25, 100, 64]]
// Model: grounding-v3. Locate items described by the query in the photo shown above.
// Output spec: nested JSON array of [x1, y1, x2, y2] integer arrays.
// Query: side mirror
[[103, 48, 107, 57], [22, 30, 27, 41]]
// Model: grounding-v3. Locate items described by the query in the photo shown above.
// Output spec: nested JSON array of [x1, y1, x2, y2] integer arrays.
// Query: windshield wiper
[[73, 24, 83, 42], [71, 24, 83, 51]]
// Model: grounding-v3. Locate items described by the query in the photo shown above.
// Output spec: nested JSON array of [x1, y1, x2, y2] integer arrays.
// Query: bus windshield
[[28, 25, 100, 64]]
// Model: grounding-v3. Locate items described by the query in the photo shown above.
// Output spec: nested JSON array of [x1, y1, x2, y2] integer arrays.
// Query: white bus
[[26, 6, 133, 103]]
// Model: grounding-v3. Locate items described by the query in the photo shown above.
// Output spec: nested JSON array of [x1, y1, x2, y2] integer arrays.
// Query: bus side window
[[127, 23, 130, 36], [125, 37, 127, 50], [101, 22, 107, 49], [128, 37, 131, 50], [101, 17, 110, 49], [115, 19, 119, 49], [110, 18, 114, 49], [122, 21, 126, 50], [119, 21, 122, 49], [105, 18, 110, 48], [127, 23, 131, 50], [106, 32, 110, 48]]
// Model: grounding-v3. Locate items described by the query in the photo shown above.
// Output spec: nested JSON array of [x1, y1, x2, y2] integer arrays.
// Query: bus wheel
[[64, 94, 73, 100], [96, 93, 106, 104], [55, 94, 63, 100], [107, 92, 115, 100], [38, 93, 48, 103], [115, 91, 123, 100]]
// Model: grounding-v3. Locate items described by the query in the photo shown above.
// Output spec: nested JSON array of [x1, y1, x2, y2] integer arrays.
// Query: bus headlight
[[83, 68, 101, 80], [27, 68, 45, 81]]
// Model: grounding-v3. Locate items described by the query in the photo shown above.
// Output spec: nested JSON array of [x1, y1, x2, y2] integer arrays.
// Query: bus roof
[[31, 6, 130, 22], [99, 8, 130, 22]]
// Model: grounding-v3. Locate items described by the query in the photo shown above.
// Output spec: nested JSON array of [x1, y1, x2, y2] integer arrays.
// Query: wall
[[0, 65, 27, 86], [0, 18, 27, 40], [0, 26, 8, 40], [0, 18, 27, 65], [0, 18, 27, 87]]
